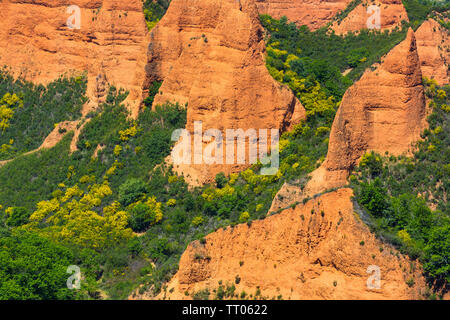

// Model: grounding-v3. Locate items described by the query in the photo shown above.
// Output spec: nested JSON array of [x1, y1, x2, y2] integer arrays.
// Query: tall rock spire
[[306, 28, 426, 195], [147, 0, 305, 185]]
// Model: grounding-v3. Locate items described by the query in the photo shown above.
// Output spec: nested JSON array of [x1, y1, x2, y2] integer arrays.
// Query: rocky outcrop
[[415, 18, 449, 85], [155, 189, 426, 300], [267, 182, 303, 214], [305, 28, 427, 196], [148, 0, 305, 185], [255, 0, 353, 30], [0, 0, 149, 117], [331, 0, 408, 35]]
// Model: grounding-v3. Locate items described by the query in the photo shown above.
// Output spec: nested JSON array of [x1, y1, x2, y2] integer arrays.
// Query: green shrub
[[5, 207, 30, 227], [119, 178, 147, 206]]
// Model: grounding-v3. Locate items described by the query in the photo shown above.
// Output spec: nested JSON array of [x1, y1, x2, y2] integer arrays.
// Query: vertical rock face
[[148, 0, 304, 185], [154, 189, 426, 300], [0, 0, 149, 116], [306, 29, 426, 195], [415, 18, 449, 85], [330, 0, 408, 35], [255, 0, 353, 30]]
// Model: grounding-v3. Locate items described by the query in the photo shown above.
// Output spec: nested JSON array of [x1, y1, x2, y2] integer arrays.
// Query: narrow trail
[[0, 120, 81, 168]]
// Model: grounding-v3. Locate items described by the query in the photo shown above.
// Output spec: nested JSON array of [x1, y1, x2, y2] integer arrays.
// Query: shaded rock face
[[416, 18, 450, 85], [330, 0, 408, 35], [0, 0, 149, 117], [255, 0, 353, 30], [148, 0, 304, 185], [157, 189, 426, 300], [306, 29, 426, 194]]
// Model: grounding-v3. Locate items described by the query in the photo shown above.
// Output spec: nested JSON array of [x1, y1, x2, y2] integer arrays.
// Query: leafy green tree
[[129, 203, 153, 232], [359, 178, 389, 217], [119, 178, 147, 206], [215, 172, 227, 188], [5, 207, 30, 227], [0, 230, 75, 300], [346, 48, 369, 68], [423, 224, 450, 282], [129, 198, 163, 232]]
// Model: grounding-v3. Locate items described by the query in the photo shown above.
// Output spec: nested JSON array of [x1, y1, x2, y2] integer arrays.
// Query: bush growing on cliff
[[143, 81, 162, 108]]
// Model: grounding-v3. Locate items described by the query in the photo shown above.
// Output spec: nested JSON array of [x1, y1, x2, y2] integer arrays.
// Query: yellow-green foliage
[[239, 211, 250, 223], [436, 89, 447, 100], [0, 93, 23, 131], [128, 196, 163, 227], [191, 215, 204, 226], [397, 229, 413, 246], [146, 197, 163, 224], [427, 144, 436, 152], [228, 173, 239, 185], [143, 9, 160, 30], [315, 126, 331, 136], [360, 152, 381, 167], [265, 48, 336, 119], [119, 125, 138, 141], [299, 82, 336, 117], [278, 138, 290, 153], [26, 181, 132, 249], [66, 165, 75, 179], [104, 160, 123, 179], [0, 138, 13, 153], [146, 20, 159, 31], [166, 198, 177, 207], [241, 168, 281, 185], [202, 184, 235, 202], [79, 175, 96, 184], [114, 145, 122, 156]]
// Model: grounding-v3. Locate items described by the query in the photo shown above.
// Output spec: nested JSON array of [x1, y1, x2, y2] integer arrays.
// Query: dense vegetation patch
[[402, 0, 450, 29], [0, 229, 78, 300], [0, 70, 86, 160], [143, 0, 171, 30], [260, 15, 407, 100]]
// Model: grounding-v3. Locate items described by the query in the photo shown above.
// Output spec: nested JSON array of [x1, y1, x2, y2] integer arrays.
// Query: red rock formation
[[415, 18, 449, 85], [0, 0, 149, 117], [150, 189, 426, 300], [148, 0, 305, 185], [331, 0, 408, 35], [255, 0, 353, 30], [306, 28, 426, 195]]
